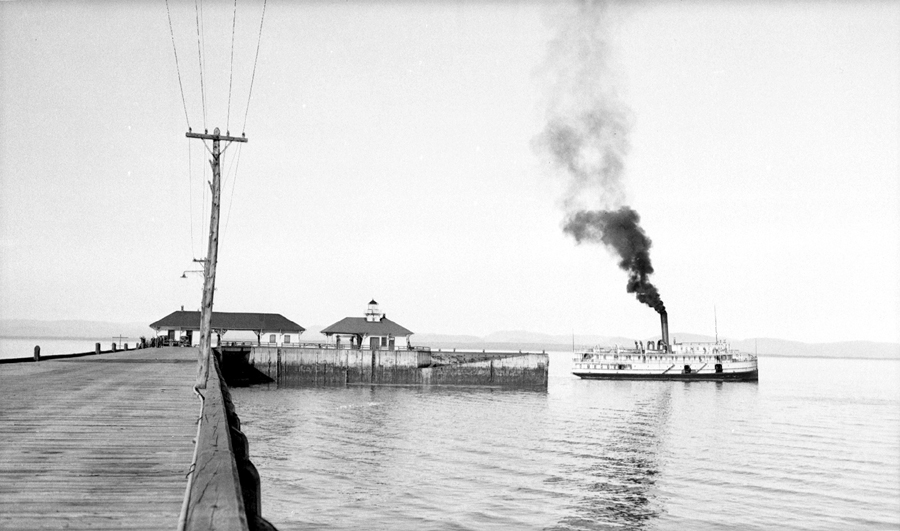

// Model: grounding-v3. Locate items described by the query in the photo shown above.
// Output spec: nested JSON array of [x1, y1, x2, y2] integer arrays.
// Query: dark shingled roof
[[149, 311, 305, 333], [320, 317, 412, 337]]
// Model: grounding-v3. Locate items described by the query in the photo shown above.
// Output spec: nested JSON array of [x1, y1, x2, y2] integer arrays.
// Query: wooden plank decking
[[0, 347, 200, 530]]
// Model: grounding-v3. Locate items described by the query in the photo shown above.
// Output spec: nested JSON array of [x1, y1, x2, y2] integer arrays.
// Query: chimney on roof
[[181, 305, 184, 311], [365, 300, 381, 322]]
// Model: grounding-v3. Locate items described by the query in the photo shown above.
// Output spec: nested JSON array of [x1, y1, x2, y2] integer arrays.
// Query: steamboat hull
[[574, 314, 759, 381], [573, 369, 758, 382]]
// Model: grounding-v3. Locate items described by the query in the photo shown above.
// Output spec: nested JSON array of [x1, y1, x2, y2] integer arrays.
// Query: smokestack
[[660, 311, 669, 351]]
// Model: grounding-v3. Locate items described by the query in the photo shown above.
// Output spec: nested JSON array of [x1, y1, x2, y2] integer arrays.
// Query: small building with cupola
[[320, 300, 413, 350]]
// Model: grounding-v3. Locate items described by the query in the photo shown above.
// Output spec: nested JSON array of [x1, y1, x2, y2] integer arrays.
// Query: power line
[[222, 140, 239, 189], [227, 0, 237, 134], [200, 0, 208, 126], [201, 142, 207, 243], [194, 0, 207, 129], [165, 0, 191, 130], [224, 144, 244, 234], [188, 140, 195, 256], [242, 0, 267, 134]]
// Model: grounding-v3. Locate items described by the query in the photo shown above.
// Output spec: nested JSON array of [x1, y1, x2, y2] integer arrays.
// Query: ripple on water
[[232, 357, 900, 531]]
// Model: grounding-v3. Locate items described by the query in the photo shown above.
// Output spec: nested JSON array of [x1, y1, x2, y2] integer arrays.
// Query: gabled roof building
[[320, 300, 413, 350], [150, 310, 304, 347]]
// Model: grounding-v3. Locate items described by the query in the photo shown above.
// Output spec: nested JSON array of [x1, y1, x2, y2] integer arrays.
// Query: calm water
[[233, 354, 900, 530], [0, 336, 141, 361]]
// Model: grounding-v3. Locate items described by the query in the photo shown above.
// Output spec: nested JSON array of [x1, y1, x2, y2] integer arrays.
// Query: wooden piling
[[33, 345, 40, 362]]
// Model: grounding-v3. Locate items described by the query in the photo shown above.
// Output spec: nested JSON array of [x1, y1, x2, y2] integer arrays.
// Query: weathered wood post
[[33, 345, 40, 362], [112, 343, 117, 352], [276, 347, 282, 384], [95, 343, 100, 355], [186, 128, 247, 389]]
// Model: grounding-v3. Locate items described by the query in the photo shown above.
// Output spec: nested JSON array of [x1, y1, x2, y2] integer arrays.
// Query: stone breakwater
[[222, 347, 549, 388]]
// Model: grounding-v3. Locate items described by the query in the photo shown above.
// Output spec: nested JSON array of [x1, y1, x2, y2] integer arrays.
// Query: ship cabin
[[577, 340, 738, 365], [320, 300, 413, 351], [149, 310, 305, 347]]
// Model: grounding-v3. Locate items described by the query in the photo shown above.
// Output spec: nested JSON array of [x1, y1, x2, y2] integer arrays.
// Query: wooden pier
[[0, 347, 264, 531]]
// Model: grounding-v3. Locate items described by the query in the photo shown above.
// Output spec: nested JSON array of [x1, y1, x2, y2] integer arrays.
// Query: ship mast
[[714, 305, 718, 343]]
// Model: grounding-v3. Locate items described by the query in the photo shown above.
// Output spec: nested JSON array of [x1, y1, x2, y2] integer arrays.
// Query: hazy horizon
[[2, 2, 898, 345], [2, 316, 898, 348]]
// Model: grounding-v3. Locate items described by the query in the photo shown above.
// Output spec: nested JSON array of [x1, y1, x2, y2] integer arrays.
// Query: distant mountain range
[[415, 331, 900, 360], [2, 320, 897, 360]]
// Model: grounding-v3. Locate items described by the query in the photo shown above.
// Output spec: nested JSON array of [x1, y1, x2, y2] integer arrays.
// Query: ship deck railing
[[576, 352, 756, 363]]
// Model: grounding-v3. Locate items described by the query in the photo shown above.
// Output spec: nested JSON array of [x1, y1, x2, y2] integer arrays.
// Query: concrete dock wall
[[422, 353, 548, 386], [244, 347, 548, 387]]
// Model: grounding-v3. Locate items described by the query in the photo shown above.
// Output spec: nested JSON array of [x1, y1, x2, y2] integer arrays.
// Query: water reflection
[[232, 358, 899, 530], [252, 379, 550, 394], [548, 383, 672, 530]]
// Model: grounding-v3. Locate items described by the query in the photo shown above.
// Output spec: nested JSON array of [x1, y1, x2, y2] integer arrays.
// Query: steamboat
[[572, 312, 758, 381]]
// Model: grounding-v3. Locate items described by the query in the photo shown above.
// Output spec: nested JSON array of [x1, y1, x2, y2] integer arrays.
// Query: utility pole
[[185, 127, 247, 389]]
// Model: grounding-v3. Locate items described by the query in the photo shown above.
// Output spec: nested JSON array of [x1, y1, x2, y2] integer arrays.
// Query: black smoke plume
[[564, 207, 665, 314], [536, 0, 665, 313]]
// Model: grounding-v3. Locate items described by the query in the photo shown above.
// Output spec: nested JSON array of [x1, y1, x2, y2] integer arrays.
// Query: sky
[[1, 1, 898, 344]]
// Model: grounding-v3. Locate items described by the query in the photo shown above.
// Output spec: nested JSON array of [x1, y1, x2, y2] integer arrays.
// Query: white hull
[[572, 341, 758, 381]]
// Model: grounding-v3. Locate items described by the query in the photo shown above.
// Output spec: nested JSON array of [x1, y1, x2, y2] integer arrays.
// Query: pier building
[[150, 310, 305, 347], [320, 300, 413, 350]]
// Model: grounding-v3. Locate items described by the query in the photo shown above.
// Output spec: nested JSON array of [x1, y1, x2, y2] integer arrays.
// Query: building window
[[270, 334, 276, 344], [284, 335, 291, 344]]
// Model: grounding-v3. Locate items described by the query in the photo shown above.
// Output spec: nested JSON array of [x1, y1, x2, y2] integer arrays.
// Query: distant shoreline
[[423, 341, 900, 361], [0, 334, 143, 341], [752, 352, 900, 361], [2, 330, 898, 361], [0, 336, 145, 362]]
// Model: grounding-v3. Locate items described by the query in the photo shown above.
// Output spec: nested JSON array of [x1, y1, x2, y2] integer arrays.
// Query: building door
[[388, 338, 395, 351], [369, 337, 379, 350]]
